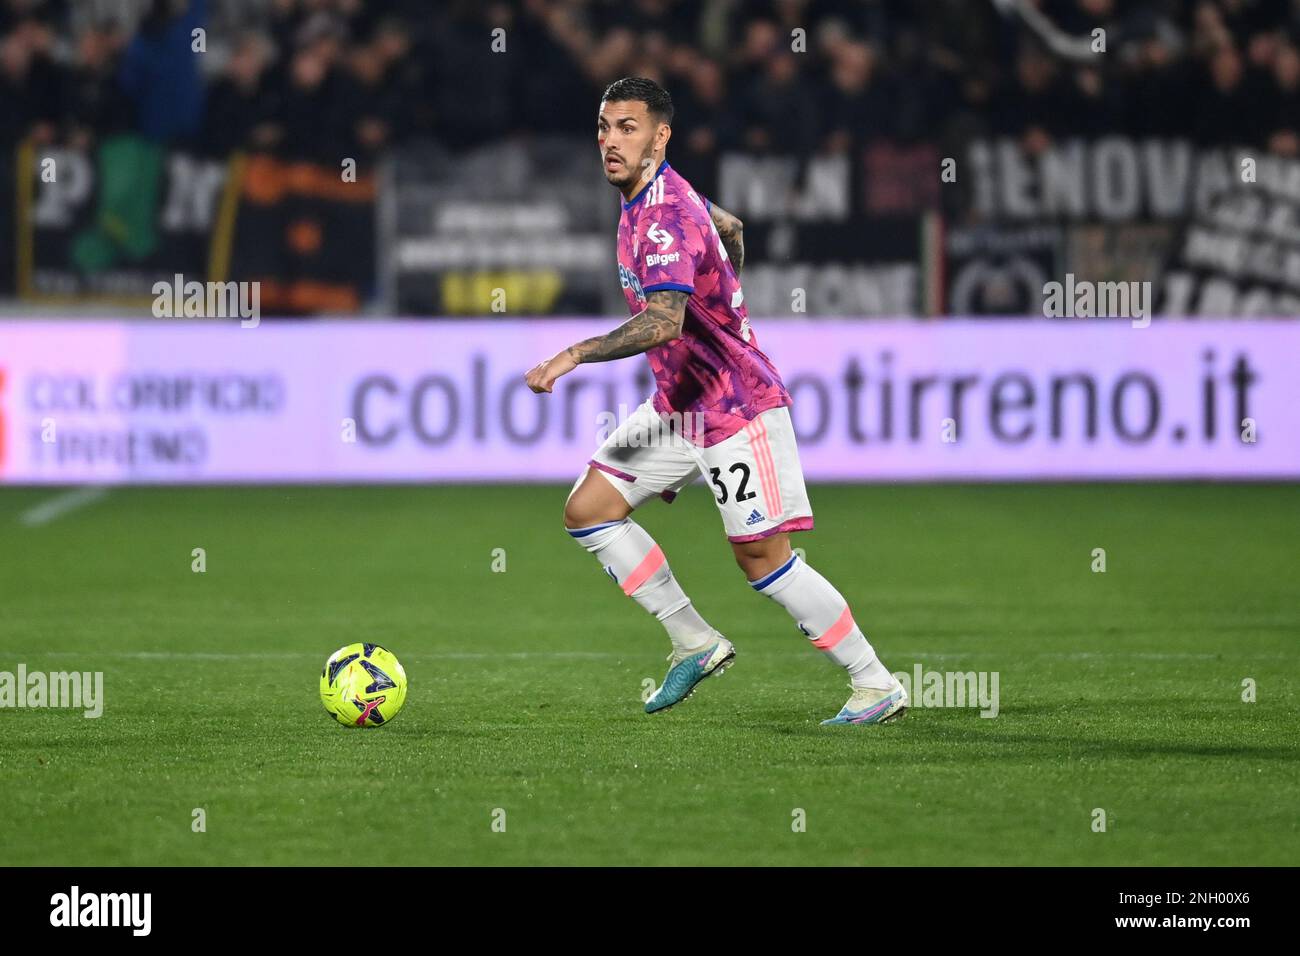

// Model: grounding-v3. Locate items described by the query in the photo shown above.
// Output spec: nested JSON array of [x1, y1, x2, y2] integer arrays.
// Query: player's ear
[[656, 122, 672, 152]]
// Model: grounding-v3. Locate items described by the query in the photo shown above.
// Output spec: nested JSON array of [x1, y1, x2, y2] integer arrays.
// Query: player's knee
[[562, 488, 591, 529], [731, 536, 792, 580], [564, 468, 632, 530], [563, 485, 617, 530], [731, 547, 765, 579], [562, 495, 591, 530]]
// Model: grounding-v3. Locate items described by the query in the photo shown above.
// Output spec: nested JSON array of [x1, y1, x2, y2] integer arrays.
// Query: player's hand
[[525, 349, 578, 394]]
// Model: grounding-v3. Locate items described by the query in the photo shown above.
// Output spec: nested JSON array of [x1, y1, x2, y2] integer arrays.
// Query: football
[[320, 643, 408, 728]]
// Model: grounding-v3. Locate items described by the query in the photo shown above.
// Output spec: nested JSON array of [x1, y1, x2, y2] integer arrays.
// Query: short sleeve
[[636, 213, 702, 295]]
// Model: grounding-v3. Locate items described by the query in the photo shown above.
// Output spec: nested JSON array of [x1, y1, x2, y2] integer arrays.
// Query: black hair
[[601, 76, 674, 125]]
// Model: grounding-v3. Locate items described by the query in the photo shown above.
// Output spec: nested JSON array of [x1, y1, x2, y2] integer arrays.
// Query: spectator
[[1265, 41, 1300, 155], [0, 17, 60, 145], [202, 28, 280, 154], [117, 0, 207, 144], [61, 22, 131, 148], [821, 41, 892, 153], [276, 25, 352, 159], [1195, 43, 1259, 144]]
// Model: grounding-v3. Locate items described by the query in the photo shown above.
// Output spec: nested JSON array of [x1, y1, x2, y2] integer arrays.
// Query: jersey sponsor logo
[[618, 262, 645, 300], [646, 222, 674, 250], [645, 251, 681, 267], [745, 508, 766, 526]]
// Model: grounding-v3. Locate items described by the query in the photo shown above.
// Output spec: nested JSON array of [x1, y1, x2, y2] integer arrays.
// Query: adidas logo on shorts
[[745, 509, 766, 526]]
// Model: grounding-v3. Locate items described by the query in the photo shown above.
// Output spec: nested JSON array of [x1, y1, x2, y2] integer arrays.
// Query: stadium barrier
[[0, 319, 1295, 483]]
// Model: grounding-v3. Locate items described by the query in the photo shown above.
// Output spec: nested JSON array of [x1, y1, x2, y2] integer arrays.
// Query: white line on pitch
[[4, 649, 1293, 662], [18, 486, 110, 527]]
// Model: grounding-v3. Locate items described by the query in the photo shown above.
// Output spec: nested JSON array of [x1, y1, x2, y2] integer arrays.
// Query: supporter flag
[[226, 153, 376, 315]]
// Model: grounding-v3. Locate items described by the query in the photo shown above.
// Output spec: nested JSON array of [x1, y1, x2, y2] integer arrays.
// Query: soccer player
[[525, 77, 907, 725]]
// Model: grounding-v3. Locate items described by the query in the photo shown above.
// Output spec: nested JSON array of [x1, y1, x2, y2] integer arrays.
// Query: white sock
[[750, 554, 896, 690], [568, 519, 715, 653]]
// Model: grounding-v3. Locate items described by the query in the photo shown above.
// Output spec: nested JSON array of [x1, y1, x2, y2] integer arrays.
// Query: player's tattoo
[[566, 290, 688, 364], [709, 202, 745, 273]]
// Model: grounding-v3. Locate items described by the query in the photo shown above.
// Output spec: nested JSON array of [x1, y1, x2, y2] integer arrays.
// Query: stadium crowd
[[1, 0, 1297, 162]]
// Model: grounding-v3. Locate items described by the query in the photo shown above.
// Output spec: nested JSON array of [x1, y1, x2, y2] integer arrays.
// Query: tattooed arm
[[525, 290, 688, 393], [566, 289, 688, 363], [708, 202, 744, 273]]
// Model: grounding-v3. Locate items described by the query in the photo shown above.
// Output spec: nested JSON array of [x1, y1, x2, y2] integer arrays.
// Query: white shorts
[[583, 399, 814, 542]]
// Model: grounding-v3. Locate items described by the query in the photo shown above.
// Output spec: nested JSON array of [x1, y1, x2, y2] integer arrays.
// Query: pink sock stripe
[[811, 606, 855, 651], [621, 544, 666, 596]]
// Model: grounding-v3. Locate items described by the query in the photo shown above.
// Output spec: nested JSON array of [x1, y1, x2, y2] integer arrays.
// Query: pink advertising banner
[[0, 319, 1296, 483]]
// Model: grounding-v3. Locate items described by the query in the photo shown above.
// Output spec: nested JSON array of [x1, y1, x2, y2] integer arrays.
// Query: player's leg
[[563, 403, 728, 703], [708, 407, 907, 725], [734, 532, 893, 691], [740, 534, 906, 724]]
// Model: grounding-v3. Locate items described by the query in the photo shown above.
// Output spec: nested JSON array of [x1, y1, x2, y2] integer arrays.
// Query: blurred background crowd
[[3, 0, 1297, 319], [2, 0, 1297, 161]]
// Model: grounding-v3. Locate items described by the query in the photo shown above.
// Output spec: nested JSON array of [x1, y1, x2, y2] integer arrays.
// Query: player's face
[[597, 100, 663, 191]]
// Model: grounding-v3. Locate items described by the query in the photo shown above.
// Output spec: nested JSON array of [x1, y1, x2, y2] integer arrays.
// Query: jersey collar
[[622, 160, 670, 210]]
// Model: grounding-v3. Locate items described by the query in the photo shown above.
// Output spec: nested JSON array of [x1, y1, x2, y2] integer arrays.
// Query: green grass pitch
[[0, 483, 1296, 866]]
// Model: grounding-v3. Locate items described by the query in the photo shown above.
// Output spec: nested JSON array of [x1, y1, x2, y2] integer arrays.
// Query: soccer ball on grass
[[320, 643, 408, 727]]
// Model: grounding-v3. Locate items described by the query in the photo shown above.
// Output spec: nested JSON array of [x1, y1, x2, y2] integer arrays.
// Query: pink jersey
[[616, 161, 791, 447]]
